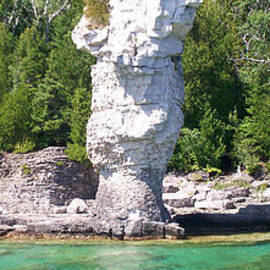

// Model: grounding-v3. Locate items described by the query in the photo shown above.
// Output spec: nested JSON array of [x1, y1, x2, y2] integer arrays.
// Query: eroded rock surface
[[72, 0, 202, 233], [0, 147, 98, 214], [163, 172, 270, 235], [1, 149, 270, 238]]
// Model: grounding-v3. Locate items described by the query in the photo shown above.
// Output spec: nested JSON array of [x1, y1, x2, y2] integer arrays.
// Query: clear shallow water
[[1, 241, 270, 270]]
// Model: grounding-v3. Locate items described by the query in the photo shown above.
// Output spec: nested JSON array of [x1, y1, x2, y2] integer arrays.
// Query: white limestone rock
[[67, 198, 88, 214], [72, 0, 202, 226]]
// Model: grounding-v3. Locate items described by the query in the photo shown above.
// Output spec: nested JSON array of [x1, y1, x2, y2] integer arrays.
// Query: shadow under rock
[[173, 203, 270, 236]]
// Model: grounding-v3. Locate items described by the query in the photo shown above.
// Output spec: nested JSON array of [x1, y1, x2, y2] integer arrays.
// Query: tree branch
[[43, 0, 50, 16], [229, 57, 270, 66], [48, 0, 70, 23], [7, 0, 18, 25], [31, 0, 39, 20]]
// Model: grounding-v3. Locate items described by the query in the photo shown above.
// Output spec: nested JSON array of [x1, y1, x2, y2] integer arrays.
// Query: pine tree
[[31, 78, 68, 148], [169, 0, 244, 172], [9, 27, 48, 90], [233, 0, 270, 173], [31, 31, 94, 149], [0, 83, 34, 151], [66, 86, 91, 163], [169, 107, 226, 172], [0, 24, 13, 104], [183, 0, 244, 128], [0, 0, 95, 157], [0, 27, 47, 152]]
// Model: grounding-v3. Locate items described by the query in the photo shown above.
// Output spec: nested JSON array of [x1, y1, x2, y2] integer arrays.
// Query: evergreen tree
[[9, 27, 48, 90], [0, 0, 95, 159], [66, 87, 92, 163], [0, 24, 13, 104], [182, 0, 244, 129], [0, 27, 47, 151], [31, 31, 94, 149], [0, 0, 33, 37], [169, 0, 244, 172], [31, 78, 68, 148], [169, 107, 226, 172], [233, 0, 270, 172], [0, 83, 34, 151]]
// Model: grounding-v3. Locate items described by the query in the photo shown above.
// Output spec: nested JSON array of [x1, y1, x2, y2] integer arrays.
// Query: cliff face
[[72, 0, 202, 231], [0, 147, 98, 214]]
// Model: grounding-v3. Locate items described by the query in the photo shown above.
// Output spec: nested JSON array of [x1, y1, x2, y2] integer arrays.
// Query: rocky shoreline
[[164, 171, 270, 235], [0, 215, 184, 240], [0, 147, 184, 240], [0, 147, 270, 239]]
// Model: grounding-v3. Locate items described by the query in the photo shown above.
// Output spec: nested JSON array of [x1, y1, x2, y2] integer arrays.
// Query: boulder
[[252, 181, 269, 188], [67, 198, 88, 214], [193, 191, 208, 202], [163, 174, 183, 193], [13, 225, 27, 233], [207, 190, 229, 201], [165, 223, 185, 239]]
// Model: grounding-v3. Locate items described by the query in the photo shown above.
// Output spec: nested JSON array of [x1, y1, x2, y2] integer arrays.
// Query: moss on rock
[[83, 0, 110, 26]]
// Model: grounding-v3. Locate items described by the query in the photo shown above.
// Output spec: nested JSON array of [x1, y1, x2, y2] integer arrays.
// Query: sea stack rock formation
[[72, 0, 202, 237]]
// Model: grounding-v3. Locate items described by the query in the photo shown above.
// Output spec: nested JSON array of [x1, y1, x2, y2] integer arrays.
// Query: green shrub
[[168, 128, 200, 172], [247, 162, 262, 176], [83, 0, 110, 26], [234, 180, 252, 189], [168, 108, 226, 173], [214, 182, 233, 190], [204, 165, 222, 177], [66, 143, 91, 166], [234, 128, 262, 176], [14, 139, 35, 154]]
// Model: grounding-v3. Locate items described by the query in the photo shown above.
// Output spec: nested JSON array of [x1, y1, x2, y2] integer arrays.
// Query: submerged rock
[[72, 0, 202, 236]]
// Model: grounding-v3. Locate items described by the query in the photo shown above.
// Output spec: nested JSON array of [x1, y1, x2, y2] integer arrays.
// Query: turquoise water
[[1, 241, 270, 270]]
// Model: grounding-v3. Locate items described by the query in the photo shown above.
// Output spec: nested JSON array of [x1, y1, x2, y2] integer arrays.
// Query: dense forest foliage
[[169, 0, 270, 175], [0, 0, 95, 163], [0, 0, 269, 175]]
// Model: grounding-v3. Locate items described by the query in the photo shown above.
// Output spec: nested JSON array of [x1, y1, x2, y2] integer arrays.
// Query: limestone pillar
[[72, 0, 202, 235]]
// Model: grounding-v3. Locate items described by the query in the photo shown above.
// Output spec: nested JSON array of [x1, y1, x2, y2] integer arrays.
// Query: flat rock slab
[[0, 215, 185, 240], [163, 193, 195, 208]]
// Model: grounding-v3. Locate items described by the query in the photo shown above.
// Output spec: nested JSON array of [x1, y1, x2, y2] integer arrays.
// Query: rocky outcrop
[[0, 148, 184, 240], [1, 148, 270, 238], [72, 0, 202, 234], [0, 147, 98, 214], [163, 172, 270, 235]]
